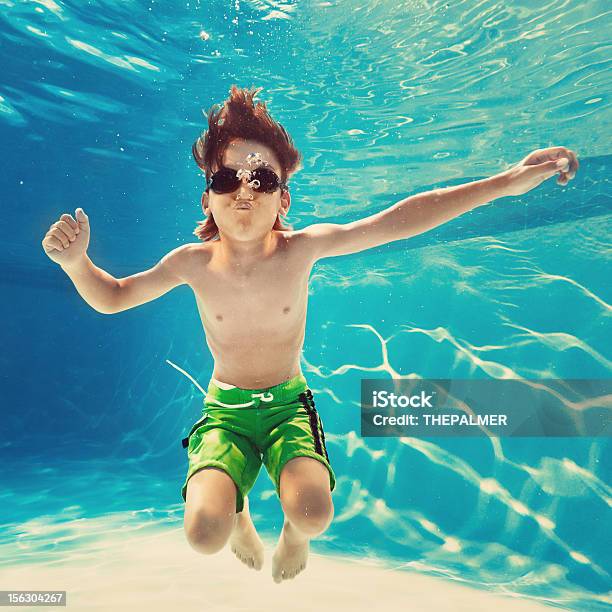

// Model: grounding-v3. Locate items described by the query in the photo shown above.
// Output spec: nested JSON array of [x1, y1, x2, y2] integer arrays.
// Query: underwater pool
[[1, 1, 610, 610]]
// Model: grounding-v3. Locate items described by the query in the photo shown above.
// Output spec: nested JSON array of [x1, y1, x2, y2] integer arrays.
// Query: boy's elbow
[[98, 296, 132, 314], [95, 303, 118, 315], [95, 289, 122, 315]]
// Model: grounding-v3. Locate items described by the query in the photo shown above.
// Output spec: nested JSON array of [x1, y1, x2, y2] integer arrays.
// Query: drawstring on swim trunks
[[210, 391, 275, 408], [180, 391, 276, 448], [165, 359, 278, 407]]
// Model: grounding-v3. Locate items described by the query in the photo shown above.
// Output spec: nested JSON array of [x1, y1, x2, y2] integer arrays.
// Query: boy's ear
[[201, 189, 210, 216], [279, 189, 291, 217]]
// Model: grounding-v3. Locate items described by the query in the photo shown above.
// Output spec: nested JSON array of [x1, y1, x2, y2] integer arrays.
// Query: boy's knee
[[291, 506, 333, 536], [184, 509, 235, 554], [283, 491, 334, 535]]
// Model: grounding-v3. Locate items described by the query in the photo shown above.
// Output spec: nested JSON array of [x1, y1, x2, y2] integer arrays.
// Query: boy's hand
[[502, 146, 579, 196], [42, 208, 90, 267]]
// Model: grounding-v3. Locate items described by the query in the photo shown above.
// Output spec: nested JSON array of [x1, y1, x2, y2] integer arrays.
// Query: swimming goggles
[[207, 166, 288, 194]]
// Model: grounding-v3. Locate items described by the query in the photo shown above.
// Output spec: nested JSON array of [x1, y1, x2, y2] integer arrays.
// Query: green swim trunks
[[181, 373, 335, 513]]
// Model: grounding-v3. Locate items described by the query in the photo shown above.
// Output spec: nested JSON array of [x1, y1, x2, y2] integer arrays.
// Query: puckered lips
[[234, 200, 253, 210]]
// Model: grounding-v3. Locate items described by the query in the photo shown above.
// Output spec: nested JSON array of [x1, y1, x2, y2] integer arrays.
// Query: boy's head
[[192, 85, 302, 242]]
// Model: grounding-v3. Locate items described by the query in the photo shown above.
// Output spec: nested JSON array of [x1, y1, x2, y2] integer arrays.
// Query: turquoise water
[[1, 1, 610, 610]]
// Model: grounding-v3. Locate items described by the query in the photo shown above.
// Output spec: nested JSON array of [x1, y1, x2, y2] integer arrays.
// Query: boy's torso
[[177, 231, 315, 389]]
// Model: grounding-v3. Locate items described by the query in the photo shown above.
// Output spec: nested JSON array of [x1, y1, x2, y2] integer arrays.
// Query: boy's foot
[[229, 496, 264, 571], [272, 521, 309, 583]]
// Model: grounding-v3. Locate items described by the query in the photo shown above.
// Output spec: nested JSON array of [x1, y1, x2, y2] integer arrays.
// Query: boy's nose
[[236, 181, 255, 200], [236, 188, 254, 200]]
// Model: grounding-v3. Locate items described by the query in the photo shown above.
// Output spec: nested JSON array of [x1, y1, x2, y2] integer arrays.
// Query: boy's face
[[201, 138, 291, 242]]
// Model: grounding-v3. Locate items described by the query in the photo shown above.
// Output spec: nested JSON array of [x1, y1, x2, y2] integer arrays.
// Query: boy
[[41, 85, 578, 583]]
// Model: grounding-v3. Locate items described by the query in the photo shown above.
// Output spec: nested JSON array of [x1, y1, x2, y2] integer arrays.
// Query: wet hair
[[192, 85, 303, 241]]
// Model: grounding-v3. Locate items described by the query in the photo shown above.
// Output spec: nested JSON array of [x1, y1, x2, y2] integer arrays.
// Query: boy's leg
[[272, 456, 334, 583], [182, 407, 263, 567], [259, 384, 336, 582], [184, 466, 265, 569], [184, 466, 237, 554], [229, 494, 265, 570]]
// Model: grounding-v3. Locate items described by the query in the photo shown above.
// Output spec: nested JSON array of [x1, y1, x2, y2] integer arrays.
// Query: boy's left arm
[[300, 146, 579, 260]]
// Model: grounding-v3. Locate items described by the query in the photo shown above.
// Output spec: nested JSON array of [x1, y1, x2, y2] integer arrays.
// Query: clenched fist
[[503, 146, 579, 196], [42, 208, 90, 267]]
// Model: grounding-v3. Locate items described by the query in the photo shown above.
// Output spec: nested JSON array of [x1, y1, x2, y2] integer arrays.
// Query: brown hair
[[192, 85, 303, 241]]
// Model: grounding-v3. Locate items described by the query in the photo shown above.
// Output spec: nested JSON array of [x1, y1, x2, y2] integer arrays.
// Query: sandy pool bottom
[[4, 526, 552, 611]]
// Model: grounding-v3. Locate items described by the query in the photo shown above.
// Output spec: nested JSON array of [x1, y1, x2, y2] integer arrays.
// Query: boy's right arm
[[110, 246, 188, 313], [42, 208, 188, 314]]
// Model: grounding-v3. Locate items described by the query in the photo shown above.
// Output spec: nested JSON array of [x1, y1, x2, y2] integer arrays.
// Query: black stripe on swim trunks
[[308, 390, 330, 462], [181, 414, 209, 449], [299, 390, 329, 462]]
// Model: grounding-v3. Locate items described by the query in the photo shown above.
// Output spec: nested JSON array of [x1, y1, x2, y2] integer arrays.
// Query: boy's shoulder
[[161, 242, 213, 281], [164, 242, 210, 261]]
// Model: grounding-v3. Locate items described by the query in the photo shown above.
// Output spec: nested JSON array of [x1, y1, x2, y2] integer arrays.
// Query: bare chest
[[184, 242, 312, 341]]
